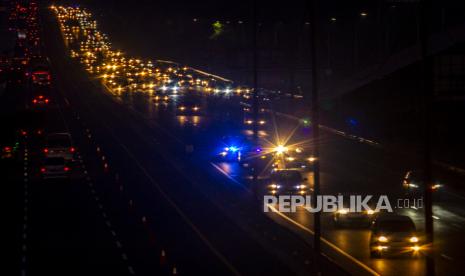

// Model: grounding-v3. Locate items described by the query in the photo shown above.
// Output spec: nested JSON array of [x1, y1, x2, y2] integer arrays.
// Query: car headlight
[[337, 209, 349, 215], [270, 184, 281, 189], [308, 157, 317, 162], [406, 183, 419, 188], [274, 145, 288, 155], [286, 157, 295, 161], [366, 209, 376, 215], [432, 184, 442, 190], [409, 236, 419, 243], [378, 236, 388, 242]]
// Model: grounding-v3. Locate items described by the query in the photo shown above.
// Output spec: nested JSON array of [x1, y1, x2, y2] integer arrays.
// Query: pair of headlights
[[377, 236, 419, 243]]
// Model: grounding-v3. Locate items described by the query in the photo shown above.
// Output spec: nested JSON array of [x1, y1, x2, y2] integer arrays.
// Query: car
[[333, 194, 377, 228], [43, 133, 75, 160], [216, 135, 249, 161], [273, 147, 316, 171], [1, 135, 19, 160], [16, 110, 45, 140], [402, 170, 442, 200], [30, 69, 51, 86], [27, 56, 51, 86], [369, 214, 422, 258], [242, 106, 267, 129], [243, 116, 267, 128], [40, 157, 71, 179], [1, 117, 21, 160], [267, 169, 310, 195], [153, 94, 170, 103], [176, 101, 202, 115], [238, 145, 271, 168], [31, 94, 50, 106]]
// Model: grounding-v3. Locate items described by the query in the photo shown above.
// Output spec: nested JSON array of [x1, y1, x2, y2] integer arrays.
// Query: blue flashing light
[[348, 118, 358, 126], [229, 146, 239, 152]]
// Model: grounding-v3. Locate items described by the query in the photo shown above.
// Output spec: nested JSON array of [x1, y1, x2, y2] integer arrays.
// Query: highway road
[[2, 6, 348, 276], [4, 3, 465, 276], [45, 6, 465, 275]]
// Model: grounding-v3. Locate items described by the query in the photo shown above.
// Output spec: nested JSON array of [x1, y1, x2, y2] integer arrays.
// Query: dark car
[[267, 169, 310, 195], [28, 57, 51, 87], [40, 157, 71, 180], [333, 194, 377, 228], [402, 170, 442, 200], [176, 99, 202, 115], [369, 214, 422, 258]]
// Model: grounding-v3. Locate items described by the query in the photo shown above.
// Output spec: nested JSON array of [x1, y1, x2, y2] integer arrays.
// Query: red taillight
[[21, 131, 27, 136], [64, 167, 70, 172], [70, 147, 75, 153], [4, 146, 11, 152], [33, 99, 38, 104], [43, 148, 48, 153], [40, 168, 46, 173], [45, 99, 49, 104], [47, 74, 51, 81], [38, 95, 43, 99]]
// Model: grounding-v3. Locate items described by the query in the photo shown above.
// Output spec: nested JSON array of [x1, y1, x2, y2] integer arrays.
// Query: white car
[[43, 133, 75, 160], [41, 157, 71, 179]]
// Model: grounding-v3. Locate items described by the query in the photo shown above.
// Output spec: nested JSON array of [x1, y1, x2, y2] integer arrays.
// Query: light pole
[[252, 0, 259, 193], [420, 0, 435, 275], [309, 0, 321, 257], [327, 17, 336, 73]]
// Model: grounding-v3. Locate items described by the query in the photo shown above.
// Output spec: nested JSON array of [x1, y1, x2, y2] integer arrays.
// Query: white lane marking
[[210, 162, 252, 194], [71, 139, 135, 272], [267, 205, 380, 276], [432, 215, 440, 220], [211, 160, 380, 276], [441, 253, 454, 261], [112, 138, 240, 275], [21, 146, 29, 276]]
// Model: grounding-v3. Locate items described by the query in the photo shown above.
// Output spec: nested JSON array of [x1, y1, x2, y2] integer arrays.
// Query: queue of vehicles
[[6, 1, 428, 257], [1, 1, 73, 180]]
